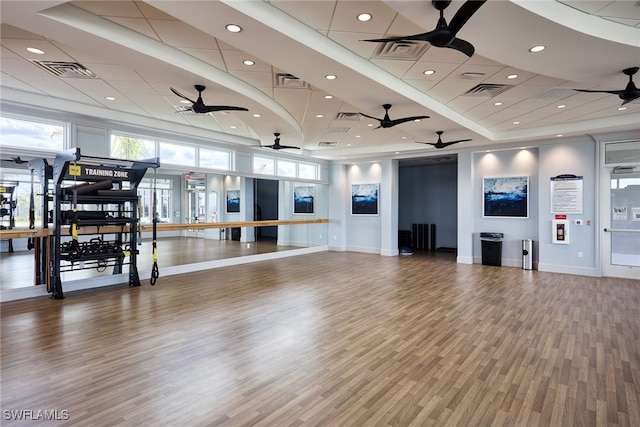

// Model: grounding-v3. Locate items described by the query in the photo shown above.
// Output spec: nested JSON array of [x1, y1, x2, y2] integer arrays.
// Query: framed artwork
[[483, 176, 529, 218], [351, 183, 379, 215], [293, 185, 314, 214], [225, 189, 240, 213]]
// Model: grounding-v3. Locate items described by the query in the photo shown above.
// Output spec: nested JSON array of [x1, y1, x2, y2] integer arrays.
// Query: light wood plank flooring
[[1, 252, 639, 426]]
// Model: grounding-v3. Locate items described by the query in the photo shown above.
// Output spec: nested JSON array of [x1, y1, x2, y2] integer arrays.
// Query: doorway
[[600, 141, 640, 279], [186, 176, 206, 238], [255, 179, 278, 241]]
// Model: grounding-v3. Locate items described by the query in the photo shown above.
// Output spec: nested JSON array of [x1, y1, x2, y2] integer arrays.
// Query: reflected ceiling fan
[[1, 156, 28, 164], [416, 131, 471, 149], [359, 104, 429, 129], [170, 85, 249, 114], [362, 0, 487, 57], [573, 67, 640, 106], [260, 133, 300, 150]]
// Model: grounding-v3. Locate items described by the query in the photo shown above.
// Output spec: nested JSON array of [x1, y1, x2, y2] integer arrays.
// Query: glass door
[[601, 141, 640, 279]]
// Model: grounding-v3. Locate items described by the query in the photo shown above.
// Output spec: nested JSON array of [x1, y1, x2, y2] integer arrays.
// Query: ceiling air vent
[[373, 40, 429, 61], [335, 112, 362, 121], [274, 73, 310, 89], [318, 141, 338, 147], [463, 83, 513, 97], [29, 60, 98, 78]]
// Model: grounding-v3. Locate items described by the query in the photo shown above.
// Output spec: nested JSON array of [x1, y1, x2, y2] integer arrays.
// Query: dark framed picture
[[483, 176, 529, 218], [293, 185, 314, 214], [351, 183, 379, 215], [225, 189, 240, 213]]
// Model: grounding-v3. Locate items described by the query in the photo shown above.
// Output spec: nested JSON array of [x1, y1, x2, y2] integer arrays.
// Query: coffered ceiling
[[1, 0, 639, 162]]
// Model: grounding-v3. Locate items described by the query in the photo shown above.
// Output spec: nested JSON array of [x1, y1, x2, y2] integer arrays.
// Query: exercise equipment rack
[[48, 148, 159, 299], [0, 181, 18, 253]]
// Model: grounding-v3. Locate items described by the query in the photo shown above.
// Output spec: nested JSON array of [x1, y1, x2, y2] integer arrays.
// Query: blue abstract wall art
[[483, 176, 528, 218], [351, 183, 379, 215], [293, 185, 314, 214], [226, 189, 240, 213]]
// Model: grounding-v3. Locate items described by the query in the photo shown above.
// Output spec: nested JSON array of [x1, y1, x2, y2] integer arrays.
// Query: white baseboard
[[537, 263, 598, 277]]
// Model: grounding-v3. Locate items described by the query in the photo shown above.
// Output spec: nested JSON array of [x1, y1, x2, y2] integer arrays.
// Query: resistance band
[[150, 168, 159, 286]]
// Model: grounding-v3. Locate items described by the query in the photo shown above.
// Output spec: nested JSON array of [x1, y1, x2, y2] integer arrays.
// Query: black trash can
[[480, 232, 504, 266]]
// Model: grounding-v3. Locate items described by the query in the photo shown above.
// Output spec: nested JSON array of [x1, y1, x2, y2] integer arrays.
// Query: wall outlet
[[578, 251, 583, 258], [575, 219, 583, 225]]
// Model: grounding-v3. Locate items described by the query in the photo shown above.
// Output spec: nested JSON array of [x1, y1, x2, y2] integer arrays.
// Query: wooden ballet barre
[[0, 228, 52, 239], [140, 218, 329, 232]]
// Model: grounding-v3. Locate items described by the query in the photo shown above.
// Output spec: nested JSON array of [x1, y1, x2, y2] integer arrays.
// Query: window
[[0, 116, 64, 151], [298, 162, 318, 180], [138, 178, 172, 224], [253, 156, 275, 175], [200, 148, 231, 170], [159, 142, 195, 166], [277, 160, 296, 177], [111, 134, 156, 160]]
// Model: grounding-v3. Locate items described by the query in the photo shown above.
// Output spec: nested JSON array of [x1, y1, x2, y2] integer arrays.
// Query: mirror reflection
[[0, 164, 328, 292]]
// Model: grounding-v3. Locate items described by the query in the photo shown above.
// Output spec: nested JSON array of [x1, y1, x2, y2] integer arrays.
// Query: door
[[601, 141, 640, 279]]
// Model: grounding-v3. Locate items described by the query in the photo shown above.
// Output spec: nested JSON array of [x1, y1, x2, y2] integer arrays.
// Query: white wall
[[538, 138, 598, 276]]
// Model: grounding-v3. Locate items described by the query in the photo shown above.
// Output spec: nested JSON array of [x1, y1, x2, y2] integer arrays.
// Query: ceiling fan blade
[[359, 112, 381, 121], [390, 115, 430, 126], [362, 30, 437, 44], [448, 38, 475, 57], [277, 145, 300, 150], [445, 138, 472, 145], [448, 0, 487, 34], [201, 105, 249, 113], [170, 87, 196, 104]]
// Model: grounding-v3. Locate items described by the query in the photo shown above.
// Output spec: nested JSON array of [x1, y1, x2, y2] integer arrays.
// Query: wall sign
[[550, 175, 583, 214]]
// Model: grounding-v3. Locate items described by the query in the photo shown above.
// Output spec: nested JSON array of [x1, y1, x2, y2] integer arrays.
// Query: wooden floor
[[1, 251, 639, 426]]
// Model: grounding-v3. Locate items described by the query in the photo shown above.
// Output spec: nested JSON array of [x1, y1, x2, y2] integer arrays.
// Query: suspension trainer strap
[[27, 169, 35, 250], [150, 168, 159, 286]]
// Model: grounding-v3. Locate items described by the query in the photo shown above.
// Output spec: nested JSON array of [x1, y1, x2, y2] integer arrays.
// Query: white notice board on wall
[[550, 175, 583, 214]]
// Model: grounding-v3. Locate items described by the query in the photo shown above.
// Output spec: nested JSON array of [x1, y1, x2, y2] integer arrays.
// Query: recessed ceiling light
[[618, 107, 627, 111], [423, 70, 435, 75], [243, 59, 255, 66], [494, 102, 503, 106], [226, 24, 242, 33], [357, 13, 372, 22], [413, 118, 422, 122], [395, 151, 400, 154], [324, 95, 333, 99], [230, 125, 237, 129], [367, 123, 374, 127], [507, 74, 518, 79], [556, 134, 563, 137], [557, 104, 566, 109], [401, 136, 407, 139], [529, 45, 545, 53], [105, 96, 115, 101], [252, 113, 261, 118], [355, 135, 361, 138], [347, 144, 352, 147], [27, 47, 44, 54], [513, 121, 520, 125], [180, 100, 190, 104], [315, 114, 324, 118], [325, 74, 337, 80]]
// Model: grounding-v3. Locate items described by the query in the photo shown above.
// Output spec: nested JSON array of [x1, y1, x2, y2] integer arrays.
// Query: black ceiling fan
[[573, 67, 640, 106], [170, 85, 249, 114], [261, 133, 300, 150], [416, 131, 471, 149], [1, 156, 28, 164], [362, 0, 486, 57], [359, 104, 429, 129]]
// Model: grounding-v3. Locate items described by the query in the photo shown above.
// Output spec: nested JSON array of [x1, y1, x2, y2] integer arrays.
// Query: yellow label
[[0, 187, 6, 193], [68, 165, 81, 176], [123, 250, 131, 257]]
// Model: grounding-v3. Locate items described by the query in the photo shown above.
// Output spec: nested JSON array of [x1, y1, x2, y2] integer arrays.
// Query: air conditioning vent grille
[[326, 127, 351, 134], [335, 112, 362, 121], [274, 73, 310, 89], [463, 83, 513, 97], [536, 87, 577, 99], [373, 40, 429, 61], [29, 60, 98, 78], [318, 141, 338, 146]]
